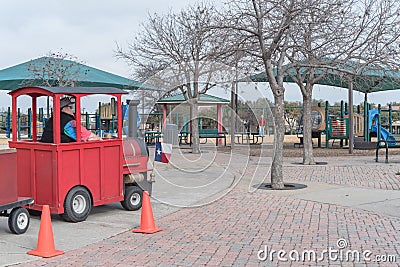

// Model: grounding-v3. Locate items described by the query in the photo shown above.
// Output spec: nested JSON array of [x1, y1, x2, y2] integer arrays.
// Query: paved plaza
[[1, 144, 400, 266]]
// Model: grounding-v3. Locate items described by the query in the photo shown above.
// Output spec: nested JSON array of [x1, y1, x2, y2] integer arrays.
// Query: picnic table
[[145, 131, 162, 145], [235, 132, 264, 144], [179, 129, 226, 146]]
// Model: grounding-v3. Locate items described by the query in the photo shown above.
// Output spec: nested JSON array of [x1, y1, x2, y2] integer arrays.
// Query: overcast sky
[[0, 0, 199, 77], [0, 0, 397, 110]]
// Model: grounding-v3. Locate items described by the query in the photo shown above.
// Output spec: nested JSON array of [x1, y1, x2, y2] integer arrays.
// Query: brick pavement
[[19, 154, 400, 267], [214, 153, 400, 191], [20, 192, 400, 266], [285, 164, 400, 190]]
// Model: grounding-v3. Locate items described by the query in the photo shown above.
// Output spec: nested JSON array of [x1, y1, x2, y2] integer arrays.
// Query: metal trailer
[[8, 86, 152, 223], [0, 149, 34, 234]]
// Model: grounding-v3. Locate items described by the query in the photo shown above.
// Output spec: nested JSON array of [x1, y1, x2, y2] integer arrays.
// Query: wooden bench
[[375, 134, 400, 163], [199, 129, 226, 146], [294, 131, 323, 148]]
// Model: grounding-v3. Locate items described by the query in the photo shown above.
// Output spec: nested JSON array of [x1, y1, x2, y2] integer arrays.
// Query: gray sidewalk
[[2, 145, 400, 266]]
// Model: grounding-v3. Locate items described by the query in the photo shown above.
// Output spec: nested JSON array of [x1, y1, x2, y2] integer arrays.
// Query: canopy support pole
[[348, 80, 354, 154], [217, 104, 223, 145], [230, 82, 235, 148]]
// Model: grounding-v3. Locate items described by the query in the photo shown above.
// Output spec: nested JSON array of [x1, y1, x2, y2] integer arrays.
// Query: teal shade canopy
[[157, 93, 230, 104], [248, 62, 400, 94], [0, 57, 158, 91]]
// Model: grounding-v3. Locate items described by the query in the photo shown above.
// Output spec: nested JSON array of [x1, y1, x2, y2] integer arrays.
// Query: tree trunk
[[302, 89, 316, 165], [271, 90, 285, 189], [190, 99, 201, 154]]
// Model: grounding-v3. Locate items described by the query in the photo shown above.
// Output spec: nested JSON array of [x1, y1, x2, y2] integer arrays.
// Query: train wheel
[[8, 208, 30, 234], [62, 187, 92, 223], [121, 186, 143, 211]]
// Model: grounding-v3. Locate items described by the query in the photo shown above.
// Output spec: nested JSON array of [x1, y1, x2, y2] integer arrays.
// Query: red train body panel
[[9, 140, 124, 214], [0, 149, 17, 205]]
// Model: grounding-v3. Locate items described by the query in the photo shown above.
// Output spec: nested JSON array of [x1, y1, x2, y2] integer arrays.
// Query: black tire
[[62, 187, 92, 223], [8, 208, 30, 235], [121, 186, 143, 211]]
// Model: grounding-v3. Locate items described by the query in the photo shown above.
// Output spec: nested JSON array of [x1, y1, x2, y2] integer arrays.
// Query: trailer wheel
[[8, 208, 30, 235], [62, 187, 92, 223], [121, 186, 143, 211]]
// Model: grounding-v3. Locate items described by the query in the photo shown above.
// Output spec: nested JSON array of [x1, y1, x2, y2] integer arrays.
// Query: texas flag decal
[[155, 142, 172, 163]]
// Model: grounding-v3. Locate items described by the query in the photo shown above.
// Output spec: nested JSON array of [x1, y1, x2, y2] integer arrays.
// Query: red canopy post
[[117, 95, 122, 139], [163, 104, 167, 131], [32, 97, 37, 141], [11, 96, 17, 141], [53, 95, 61, 144], [75, 95, 81, 143]]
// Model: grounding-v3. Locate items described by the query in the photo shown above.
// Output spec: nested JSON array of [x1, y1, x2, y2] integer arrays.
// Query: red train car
[[8, 86, 151, 222], [0, 149, 33, 234]]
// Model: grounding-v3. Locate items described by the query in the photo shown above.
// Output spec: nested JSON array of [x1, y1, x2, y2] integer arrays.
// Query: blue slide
[[369, 109, 396, 145]]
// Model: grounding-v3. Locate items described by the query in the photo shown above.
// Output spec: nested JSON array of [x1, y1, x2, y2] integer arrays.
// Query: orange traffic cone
[[133, 191, 163, 234], [27, 205, 64, 258]]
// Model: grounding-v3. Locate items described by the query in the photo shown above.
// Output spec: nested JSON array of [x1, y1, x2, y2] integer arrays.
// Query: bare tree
[[26, 51, 89, 87], [127, 62, 172, 124], [283, 0, 357, 164], [24, 50, 89, 117], [221, 0, 400, 186], [116, 3, 234, 154], [286, 0, 400, 164], [221, 0, 304, 189]]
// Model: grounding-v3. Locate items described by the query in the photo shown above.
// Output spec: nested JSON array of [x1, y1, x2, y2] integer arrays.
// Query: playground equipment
[[1, 107, 46, 139], [393, 121, 400, 134], [296, 103, 353, 148], [295, 106, 325, 147], [324, 101, 371, 148], [284, 99, 398, 150], [3, 86, 151, 223], [352, 103, 399, 148], [0, 108, 11, 137], [295, 101, 367, 149], [370, 105, 400, 162], [369, 108, 396, 144], [325, 101, 399, 149], [324, 101, 353, 148], [76, 101, 120, 138], [97, 100, 120, 135]]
